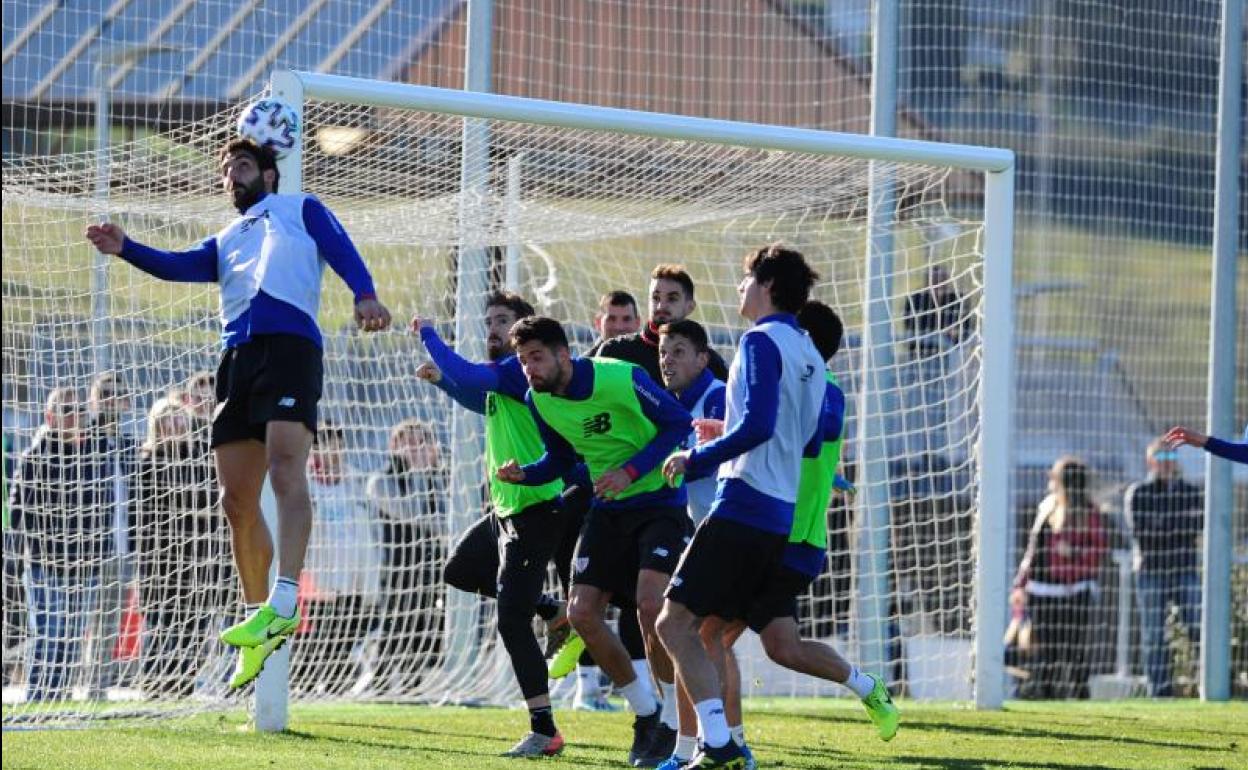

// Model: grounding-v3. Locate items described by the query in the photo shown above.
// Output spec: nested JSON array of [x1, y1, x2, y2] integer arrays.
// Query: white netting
[[1, 89, 990, 724]]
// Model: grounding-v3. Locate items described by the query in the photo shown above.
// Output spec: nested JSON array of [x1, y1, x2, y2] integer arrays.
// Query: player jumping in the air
[[86, 139, 391, 689]]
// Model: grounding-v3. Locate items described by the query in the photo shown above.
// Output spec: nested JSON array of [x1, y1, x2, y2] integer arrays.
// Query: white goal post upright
[[269, 68, 1016, 711]]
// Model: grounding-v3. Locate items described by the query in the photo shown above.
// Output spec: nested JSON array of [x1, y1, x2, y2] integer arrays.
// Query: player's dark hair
[[486, 290, 535, 320], [219, 138, 281, 192], [599, 289, 639, 315], [509, 315, 569, 351], [650, 264, 695, 301], [658, 318, 709, 354], [797, 300, 844, 361], [743, 243, 818, 314]]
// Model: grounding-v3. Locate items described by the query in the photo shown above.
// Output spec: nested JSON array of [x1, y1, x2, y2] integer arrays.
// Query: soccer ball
[[235, 98, 300, 159]]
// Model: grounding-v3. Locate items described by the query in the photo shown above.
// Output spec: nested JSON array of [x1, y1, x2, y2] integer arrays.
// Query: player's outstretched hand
[[594, 468, 633, 499], [415, 362, 441, 384], [85, 223, 126, 255], [1163, 425, 1207, 450], [663, 451, 690, 486], [355, 297, 391, 332], [496, 459, 526, 483], [692, 418, 725, 444]]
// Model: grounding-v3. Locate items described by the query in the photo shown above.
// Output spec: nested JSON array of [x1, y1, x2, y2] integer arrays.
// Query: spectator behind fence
[[9, 388, 113, 702], [83, 371, 138, 698], [129, 396, 223, 698], [1124, 439, 1203, 696], [901, 265, 974, 359], [1010, 456, 1108, 699], [3, 433, 26, 687], [365, 418, 447, 692], [293, 422, 382, 695]]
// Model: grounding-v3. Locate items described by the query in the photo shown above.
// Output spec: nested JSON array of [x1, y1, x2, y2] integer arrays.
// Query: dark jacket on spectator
[[8, 427, 115, 565], [1123, 476, 1203, 574], [129, 440, 221, 586]]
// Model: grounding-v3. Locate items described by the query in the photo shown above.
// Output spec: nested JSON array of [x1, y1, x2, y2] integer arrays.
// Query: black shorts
[[665, 516, 787, 622], [571, 504, 692, 604], [745, 564, 817, 633], [211, 334, 323, 447]]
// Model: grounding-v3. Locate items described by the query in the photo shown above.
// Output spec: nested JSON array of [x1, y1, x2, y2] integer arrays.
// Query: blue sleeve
[[1205, 437, 1248, 465], [427, 373, 486, 414], [823, 382, 845, 443], [622, 368, 693, 480], [704, 386, 726, 422], [686, 331, 780, 478], [419, 325, 502, 393], [118, 237, 218, 282], [303, 196, 376, 301], [517, 397, 579, 485]]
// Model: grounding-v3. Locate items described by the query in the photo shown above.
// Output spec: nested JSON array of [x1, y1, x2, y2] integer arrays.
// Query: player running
[[85, 139, 391, 689], [497, 316, 693, 767], [657, 245, 825, 768], [411, 291, 588, 758]]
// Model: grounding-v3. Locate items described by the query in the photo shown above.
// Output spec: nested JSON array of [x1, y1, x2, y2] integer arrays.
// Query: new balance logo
[[574, 557, 589, 574], [278, 396, 296, 408], [581, 412, 612, 437], [652, 547, 669, 557]]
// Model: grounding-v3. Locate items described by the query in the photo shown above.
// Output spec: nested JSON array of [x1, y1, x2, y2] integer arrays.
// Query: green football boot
[[229, 634, 288, 689], [220, 604, 299, 649], [547, 629, 586, 679], [861, 674, 900, 742]]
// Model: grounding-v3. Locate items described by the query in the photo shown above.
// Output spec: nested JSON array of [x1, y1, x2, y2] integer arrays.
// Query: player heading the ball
[[86, 138, 391, 692]]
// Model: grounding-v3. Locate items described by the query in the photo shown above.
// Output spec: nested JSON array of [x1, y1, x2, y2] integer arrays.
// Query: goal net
[[1, 71, 1012, 727]]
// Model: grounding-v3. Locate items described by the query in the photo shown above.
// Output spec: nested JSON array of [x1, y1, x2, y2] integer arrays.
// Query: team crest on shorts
[[574, 557, 589, 574]]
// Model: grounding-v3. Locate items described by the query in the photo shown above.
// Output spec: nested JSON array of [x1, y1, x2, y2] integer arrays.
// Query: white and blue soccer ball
[[235, 98, 300, 159]]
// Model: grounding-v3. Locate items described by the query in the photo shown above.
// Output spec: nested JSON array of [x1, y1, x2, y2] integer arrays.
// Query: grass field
[[3, 699, 1246, 770]]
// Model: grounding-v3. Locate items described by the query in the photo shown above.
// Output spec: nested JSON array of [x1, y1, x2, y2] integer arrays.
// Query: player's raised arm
[[86, 223, 218, 283]]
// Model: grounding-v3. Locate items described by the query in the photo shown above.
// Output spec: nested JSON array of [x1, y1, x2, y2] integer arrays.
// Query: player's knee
[[761, 632, 800, 668], [218, 485, 259, 526], [495, 597, 531, 639], [441, 556, 471, 593], [567, 597, 603, 636], [655, 605, 690, 646], [635, 593, 664, 629]]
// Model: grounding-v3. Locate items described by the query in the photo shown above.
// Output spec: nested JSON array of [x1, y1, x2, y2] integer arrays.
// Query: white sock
[[575, 665, 600, 701], [694, 698, 730, 748], [729, 724, 745, 747], [674, 734, 698, 762], [267, 578, 298, 618], [845, 666, 876, 699], [658, 680, 678, 730], [618, 677, 658, 717], [632, 658, 652, 690]]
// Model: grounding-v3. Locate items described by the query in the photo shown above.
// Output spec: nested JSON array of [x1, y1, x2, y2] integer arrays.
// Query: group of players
[[85, 138, 897, 769]]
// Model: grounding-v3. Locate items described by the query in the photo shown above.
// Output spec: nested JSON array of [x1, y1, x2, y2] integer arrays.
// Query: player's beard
[[486, 335, 508, 361], [230, 175, 266, 213]]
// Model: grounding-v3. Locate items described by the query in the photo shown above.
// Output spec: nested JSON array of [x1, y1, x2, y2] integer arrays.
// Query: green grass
[[3, 699, 1246, 770]]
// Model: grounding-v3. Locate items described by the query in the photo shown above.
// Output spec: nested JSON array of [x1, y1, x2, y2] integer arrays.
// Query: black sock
[[529, 705, 557, 737], [534, 595, 560, 622]]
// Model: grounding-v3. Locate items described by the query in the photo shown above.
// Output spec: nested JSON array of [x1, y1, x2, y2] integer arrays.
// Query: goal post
[[271, 69, 1016, 711], [0, 67, 1014, 729]]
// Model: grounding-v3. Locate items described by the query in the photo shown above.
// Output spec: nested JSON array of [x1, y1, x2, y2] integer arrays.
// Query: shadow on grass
[[767, 709, 1227, 752], [284, 727, 625, 768], [305, 720, 627, 755]]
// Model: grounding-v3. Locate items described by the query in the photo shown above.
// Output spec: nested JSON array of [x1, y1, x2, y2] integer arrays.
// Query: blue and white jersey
[[674, 368, 726, 525], [686, 313, 824, 535], [117, 193, 375, 349]]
